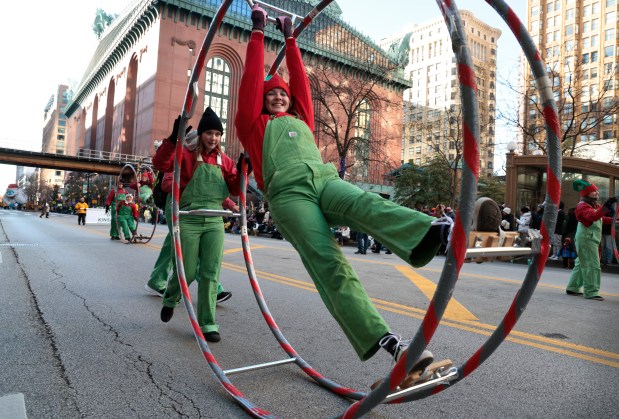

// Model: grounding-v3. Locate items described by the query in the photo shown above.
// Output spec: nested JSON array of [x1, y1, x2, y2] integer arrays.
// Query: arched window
[[353, 100, 371, 180], [204, 57, 231, 151]]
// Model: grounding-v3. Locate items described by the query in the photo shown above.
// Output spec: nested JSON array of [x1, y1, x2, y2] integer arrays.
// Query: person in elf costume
[[105, 180, 129, 240], [152, 107, 241, 342], [116, 193, 139, 242], [145, 129, 237, 305], [235, 7, 449, 373], [565, 179, 616, 301], [130, 170, 155, 204]]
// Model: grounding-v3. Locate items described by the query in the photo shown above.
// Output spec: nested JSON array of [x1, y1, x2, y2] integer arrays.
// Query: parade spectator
[[515, 206, 531, 246], [75, 197, 88, 226], [549, 202, 565, 260], [561, 237, 576, 269], [501, 207, 515, 231]]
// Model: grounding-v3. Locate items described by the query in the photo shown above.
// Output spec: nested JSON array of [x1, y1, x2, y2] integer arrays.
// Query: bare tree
[[308, 62, 402, 184], [498, 60, 619, 158], [23, 172, 52, 206]]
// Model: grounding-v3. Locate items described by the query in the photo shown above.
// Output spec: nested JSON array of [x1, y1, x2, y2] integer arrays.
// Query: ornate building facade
[[64, 0, 411, 188]]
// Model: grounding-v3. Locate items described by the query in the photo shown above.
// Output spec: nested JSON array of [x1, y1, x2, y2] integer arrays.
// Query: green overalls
[[110, 189, 126, 239], [162, 156, 228, 333], [147, 198, 225, 295], [566, 218, 603, 298], [262, 116, 438, 361], [138, 185, 153, 204], [117, 202, 136, 240]]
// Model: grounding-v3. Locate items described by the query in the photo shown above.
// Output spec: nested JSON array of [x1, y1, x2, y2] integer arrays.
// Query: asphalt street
[[1, 209, 618, 418]]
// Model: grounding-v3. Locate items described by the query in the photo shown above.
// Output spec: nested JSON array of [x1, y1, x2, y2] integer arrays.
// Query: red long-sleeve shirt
[[105, 187, 128, 206], [152, 141, 240, 199], [116, 200, 139, 220], [235, 32, 314, 190], [574, 200, 613, 227]]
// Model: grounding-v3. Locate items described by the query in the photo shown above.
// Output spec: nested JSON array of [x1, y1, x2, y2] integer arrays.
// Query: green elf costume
[[145, 167, 236, 303], [236, 9, 446, 366], [116, 194, 139, 242], [565, 179, 615, 301], [152, 107, 240, 342], [105, 181, 128, 240]]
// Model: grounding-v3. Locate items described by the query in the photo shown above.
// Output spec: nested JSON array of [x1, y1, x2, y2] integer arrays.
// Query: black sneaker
[[160, 306, 174, 322], [205, 331, 221, 342], [216, 291, 232, 304]]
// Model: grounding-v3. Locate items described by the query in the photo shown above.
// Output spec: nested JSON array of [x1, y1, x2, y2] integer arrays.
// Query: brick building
[[64, 0, 411, 188]]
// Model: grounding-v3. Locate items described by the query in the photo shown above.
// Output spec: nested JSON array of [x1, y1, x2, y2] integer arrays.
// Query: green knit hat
[[572, 179, 598, 197]]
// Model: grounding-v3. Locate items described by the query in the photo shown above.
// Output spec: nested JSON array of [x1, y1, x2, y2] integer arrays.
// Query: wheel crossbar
[[223, 357, 299, 376]]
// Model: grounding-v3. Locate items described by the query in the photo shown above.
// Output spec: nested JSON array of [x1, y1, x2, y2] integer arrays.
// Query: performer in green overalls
[[236, 9, 448, 371], [105, 180, 128, 240], [116, 193, 139, 242], [565, 180, 615, 301], [145, 167, 237, 304], [152, 107, 240, 342]]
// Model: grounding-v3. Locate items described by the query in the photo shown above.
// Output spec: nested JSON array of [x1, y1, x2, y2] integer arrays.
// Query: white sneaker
[[379, 334, 434, 369]]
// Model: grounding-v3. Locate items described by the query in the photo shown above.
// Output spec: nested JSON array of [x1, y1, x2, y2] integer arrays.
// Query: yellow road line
[[221, 260, 619, 368], [394, 265, 478, 321]]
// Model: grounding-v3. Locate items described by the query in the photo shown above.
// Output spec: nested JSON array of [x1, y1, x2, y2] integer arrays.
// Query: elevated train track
[[0, 147, 150, 175]]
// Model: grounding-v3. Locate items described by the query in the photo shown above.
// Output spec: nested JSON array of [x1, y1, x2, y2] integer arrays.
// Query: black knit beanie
[[197, 107, 224, 135]]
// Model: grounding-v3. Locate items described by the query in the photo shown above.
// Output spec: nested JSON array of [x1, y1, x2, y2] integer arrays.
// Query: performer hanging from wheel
[[152, 107, 241, 342], [235, 7, 449, 376], [105, 180, 129, 240], [116, 193, 139, 243], [130, 168, 156, 204]]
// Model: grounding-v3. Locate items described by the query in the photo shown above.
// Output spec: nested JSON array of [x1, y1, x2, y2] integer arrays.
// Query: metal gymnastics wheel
[[117, 163, 159, 243], [168, 0, 562, 417]]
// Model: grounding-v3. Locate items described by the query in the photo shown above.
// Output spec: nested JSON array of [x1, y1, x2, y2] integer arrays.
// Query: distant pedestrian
[[75, 197, 88, 225], [39, 202, 50, 218]]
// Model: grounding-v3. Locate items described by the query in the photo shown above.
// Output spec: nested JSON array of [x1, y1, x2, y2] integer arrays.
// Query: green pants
[[148, 199, 224, 295], [118, 214, 136, 240], [267, 163, 437, 360], [566, 221, 602, 298], [162, 216, 224, 333], [109, 208, 119, 239]]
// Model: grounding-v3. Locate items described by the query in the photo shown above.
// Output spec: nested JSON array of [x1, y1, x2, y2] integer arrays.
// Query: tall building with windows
[[523, 0, 619, 162], [64, 0, 411, 189], [381, 11, 501, 176], [41, 84, 70, 187]]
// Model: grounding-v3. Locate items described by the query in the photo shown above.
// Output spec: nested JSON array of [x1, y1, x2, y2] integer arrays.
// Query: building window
[[605, 45, 615, 57], [204, 57, 231, 151], [605, 29, 615, 43]]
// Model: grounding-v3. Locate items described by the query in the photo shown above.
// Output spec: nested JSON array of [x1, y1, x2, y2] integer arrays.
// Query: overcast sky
[[0, 0, 526, 195]]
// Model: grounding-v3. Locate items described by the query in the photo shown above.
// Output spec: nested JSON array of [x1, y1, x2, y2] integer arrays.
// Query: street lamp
[[507, 141, 517, 154]]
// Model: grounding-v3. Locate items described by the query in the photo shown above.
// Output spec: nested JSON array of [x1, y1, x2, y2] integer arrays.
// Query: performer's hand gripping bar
[[245, 0, 303, 25]]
